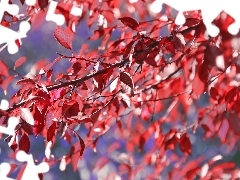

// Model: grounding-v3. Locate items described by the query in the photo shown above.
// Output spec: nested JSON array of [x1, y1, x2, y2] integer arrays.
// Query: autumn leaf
[[210, 87, 219, 100], [14, 56, 26, 70], [19, 134, 30, 153], [120, 71, 134, 89], [38, 0, 48, 9], [47, 122, 56, 142], [119, 17, 139, 30], [180, 133, 192, 155], [0, 60, 9, 77], [54, 27, 72, 50]]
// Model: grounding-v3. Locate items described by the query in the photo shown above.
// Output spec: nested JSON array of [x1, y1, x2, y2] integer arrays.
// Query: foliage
[[1, 0, 240, 179]]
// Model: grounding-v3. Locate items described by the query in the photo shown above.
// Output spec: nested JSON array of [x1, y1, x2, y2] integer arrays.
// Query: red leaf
[[89, 26, 115, 40], [44, 56, 63, 71], [145, 57, 158, 67], [120, 71, 134, 89], [1, 76, 14, 92], [211, 162, 235, 173], [89, 29, 105, 40], [14, 56, 26, 70], [201, 124, 211, 132], [119, 17, 139, 30], [116, 119, 122, 130], [198, 63, 209, 83], [180, 133, 191, 155], [210, 87, 219, 100], [70, 144, 79, 172], [139, 135, 145, 151], [19, 134, 30, 153], [192, 73, 205, 98], [20, 0, 25, 5], [47, 122, 56, 142], [107, 39, 125, 52], [72, 130, 85, 157], [33, 106, 45, 136], [141, 106, 151, 121], [172, 33, 185, 52], [183, 18, 200, 27], [204, 45, 222, 68], [54, 27, 72, 50], [225, 87, 238, 103], [63, 101, 79, 117], [38, 0, 48, 9], [0, 60, 9, 77], [16, 78, 35, 86], [165, 136, 177, 150]]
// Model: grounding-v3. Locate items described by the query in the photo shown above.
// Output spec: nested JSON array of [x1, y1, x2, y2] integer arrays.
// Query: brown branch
[[132, 90, 189, 103], [133, 66, 182, 95], [47, 60, 127, 91], [5, 23, 201, 114]]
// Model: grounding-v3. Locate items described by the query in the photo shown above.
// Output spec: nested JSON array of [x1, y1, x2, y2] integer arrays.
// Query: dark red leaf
[[72, 130, 85, 157], [20, 0, 25, 5], [183, 18, 200, 27], [14, 56, 26, 70], [63, 101, 79, 117], [201, 124, 211, 134], [145, 57, 158, 67], [198, 63, 209, 83], [47, 122, 56, 142], [139, 135, 145, 151], [38, 0, 48, 9], [116, 119, 122, 130], [119, 17, 139, 30], [120, 71, 134, 89], [54, 27, 72, 50], [204, 45, 222, 67], [81, 82, 88, 90], [225, 87, 238, 103], [19, 134, 30, 153], [10, 143, 18, 152], [210, 87, 219, 100], [180, 133, 192, 155], [33, 106, 45, 136]]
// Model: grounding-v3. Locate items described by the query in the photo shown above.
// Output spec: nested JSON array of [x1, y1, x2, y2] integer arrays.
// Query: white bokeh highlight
[[149, 0, 240, 37], [16, 151, 50, 180], [0, 162, 15, 180], [25, 0, 36, 6], [0, 117, 19, 136], [0, 0, 31, 54], [46, 1, 65, 26]]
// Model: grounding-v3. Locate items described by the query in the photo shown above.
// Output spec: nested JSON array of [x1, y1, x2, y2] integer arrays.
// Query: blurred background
[[0, 0, 239, 179]]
